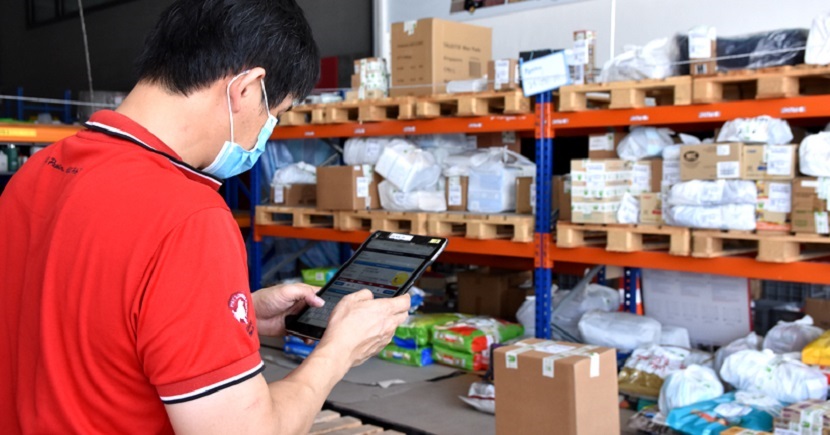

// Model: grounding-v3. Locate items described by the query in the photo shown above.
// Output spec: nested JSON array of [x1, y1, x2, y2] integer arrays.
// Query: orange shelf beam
[[232, 210, 251, 229], [550, 246, 830, 285], [0, 123, 82, 143], [271, 115, 536, 140]]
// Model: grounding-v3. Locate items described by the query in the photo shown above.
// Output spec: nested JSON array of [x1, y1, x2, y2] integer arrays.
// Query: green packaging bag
[[379, 344, 433, 367], [432, 317, 524, 354], [393, 313, 466, 348], [301, 267, 337, 286], [432, 345, 488, 371]]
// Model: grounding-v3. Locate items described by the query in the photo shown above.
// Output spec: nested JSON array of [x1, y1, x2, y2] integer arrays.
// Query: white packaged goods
[[658, 365, 724, 415], [378, 180, 446, 212], [806, 14, 830, 65], [599, 37, 679, 82], [414, 134, 475, 165], [618, 345, 714, 398], [446, 77, 488, 94], [660, 325, 692, 348], [375, 141, 441, 192], [343, 137, 392, 165], [720, 349, 828, 403], [516, 296, 536, 338], [271, 162, 317, 186], [799, 132, 830, 177], [763, 316, 824, 354], [459, 381, 495, 414], [551, 284, 620, 342], [716, 116, 794, 145], [667, 180, 758, 206], [617, 192, 640, 224], [667, 204, 756, 230], [578, 311, 661, 352], [467, 148, 535, 213], [617, 127, 675, 161], [714, 332, 764, 375]]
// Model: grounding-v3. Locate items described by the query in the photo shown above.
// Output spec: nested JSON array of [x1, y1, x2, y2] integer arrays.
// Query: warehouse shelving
[[0, 123, 81, 143]]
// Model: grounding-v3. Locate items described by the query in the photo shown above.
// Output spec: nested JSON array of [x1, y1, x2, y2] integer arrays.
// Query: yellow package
[[803, 331, 830, 366]]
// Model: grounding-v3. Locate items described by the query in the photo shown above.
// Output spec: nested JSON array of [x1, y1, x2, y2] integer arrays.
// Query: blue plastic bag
[[666, 392, 774, 435]]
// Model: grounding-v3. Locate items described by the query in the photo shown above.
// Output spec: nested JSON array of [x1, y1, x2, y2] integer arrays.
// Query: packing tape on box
[[505, 340, 560, 369], [541, 346, 601, 379], [572, 202, 621, 214], [505, 341, 601, 378]]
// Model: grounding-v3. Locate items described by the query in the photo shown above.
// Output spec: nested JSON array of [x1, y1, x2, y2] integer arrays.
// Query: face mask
[[203, 71, 278, 179]]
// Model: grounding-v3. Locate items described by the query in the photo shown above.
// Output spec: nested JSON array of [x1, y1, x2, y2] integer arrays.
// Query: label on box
[[505, 347, 535, 369], [589, 134, 614, 151], [572, 39, 588, 65], [403, 20, 417, 35], [273, 185, 285, 204], [689, 26, 714, 59], [585, 162, 605, 173], [356, 177, 370, 198], [716, 144, 731, 156], [767, 182, 792, 213], [717, 161, 740, 178], [631, 163, 652, 192], [816, 212, 830, 235], [766, 146, 793, 176], [494, 59, 510, 90], [448, 176, 463, 206]]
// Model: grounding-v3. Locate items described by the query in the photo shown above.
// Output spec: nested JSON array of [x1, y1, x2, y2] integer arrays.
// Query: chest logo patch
[[228, 292, 254, 336]]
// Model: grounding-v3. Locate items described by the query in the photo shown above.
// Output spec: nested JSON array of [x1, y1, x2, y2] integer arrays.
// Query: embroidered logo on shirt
[[228, 292, 254, 336]]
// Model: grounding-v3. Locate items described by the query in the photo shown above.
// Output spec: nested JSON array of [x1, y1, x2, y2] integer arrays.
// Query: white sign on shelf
[[520, 52, 570, 96]]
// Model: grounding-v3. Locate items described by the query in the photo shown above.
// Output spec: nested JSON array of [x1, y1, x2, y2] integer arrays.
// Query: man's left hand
[[253, 283, 324, 337]]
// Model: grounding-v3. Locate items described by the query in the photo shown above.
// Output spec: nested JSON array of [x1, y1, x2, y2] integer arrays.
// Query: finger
[[280, 284, 324, 305], [388, 293, 412, 314], [303, 338, 316, 346], [344, 289, 374, 303]]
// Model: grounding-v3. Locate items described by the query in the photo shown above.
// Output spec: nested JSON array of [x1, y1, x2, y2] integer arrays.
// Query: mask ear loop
[[260, 78, 271, 113], [226, 70, 251, 145]]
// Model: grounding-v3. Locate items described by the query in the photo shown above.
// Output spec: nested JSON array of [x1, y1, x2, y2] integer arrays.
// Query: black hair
[[136, 0, 319, 107]]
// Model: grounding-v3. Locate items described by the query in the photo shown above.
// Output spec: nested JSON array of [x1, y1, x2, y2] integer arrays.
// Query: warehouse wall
[[0, 0, 372, 98]]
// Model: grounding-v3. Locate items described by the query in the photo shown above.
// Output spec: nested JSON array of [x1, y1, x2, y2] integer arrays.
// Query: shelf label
[[698, 111, 721, 119], [304, 131, 315, 137], [468, 122, 483, 129], [551, 118, 569, 125], [0, 127, 37, 138], [354, 128, 365, 135], [630, 115, 649, 122], [403, 126, 416, 133], [781, 106, 806, 114]]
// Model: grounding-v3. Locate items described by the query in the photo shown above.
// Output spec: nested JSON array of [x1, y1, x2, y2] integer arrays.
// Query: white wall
[[379, 0, 829, 65]]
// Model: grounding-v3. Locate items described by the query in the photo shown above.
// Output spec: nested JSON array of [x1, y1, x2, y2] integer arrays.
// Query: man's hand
[[253, 283, 325, 337]]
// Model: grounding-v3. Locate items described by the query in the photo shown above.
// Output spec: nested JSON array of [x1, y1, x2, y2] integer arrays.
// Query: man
[[0, 0, 410, 433]]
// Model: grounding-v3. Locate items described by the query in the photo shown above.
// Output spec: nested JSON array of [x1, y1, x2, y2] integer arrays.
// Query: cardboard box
[[742, 144, 798, 180], [571, 159, 630, 224], [680, 142, 744, 181], [572, 30, 597, 84], [631, 159, 663, 194], [446, 175, 468, 212], [587, 131, 623, 159], [487, 59, 519, 91], [792, 177, 830, 234], [804, 298, 830, 330], [476, 131, 521, 153], [390, 18, 492, 96], [516, 177, 533, 214], [494, 339, 620, 435], [755, 180, 791, 231], [554, 175, 571, 221], [689, 26, 717, 76], [350, 74, 361, 89], [639, 192, 663, 225], [271, 184, 317, 206], [316, 166, 381, 211], [457, 269, 530, 321]]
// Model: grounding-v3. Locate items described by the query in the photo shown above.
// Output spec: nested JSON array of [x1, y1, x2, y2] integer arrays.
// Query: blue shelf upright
[[250, 160, 263, 291], [534, 91, 554, 339]]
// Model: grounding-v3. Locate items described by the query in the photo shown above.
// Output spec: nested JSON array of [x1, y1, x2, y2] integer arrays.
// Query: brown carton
[[457, 269, 530, 321], [688, 26, 717, 76], [487, 58, 519, 91], [316, 166, 380, 211], [804, 298, 830, 330], [554, 175, 572, 221], [587, 131, 623, 159], [791, 177, 829, 234], [350, 74, 361, 89], [742, 144, 798, 180], [390, 18, 492, 96], [516, 177, 533, 214], [639, 192, 663, 225], [445, 175, 468, 212], [476, 131, 521, 153], [632, 159, 663, 194], [680, 143, 744, 181], [271, 184, 317, 206], [755, 180, 791, 231], [495, 339, 620, 435]]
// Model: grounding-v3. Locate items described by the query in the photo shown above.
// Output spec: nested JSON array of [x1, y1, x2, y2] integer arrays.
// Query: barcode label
[[717, 161, 740, 179]]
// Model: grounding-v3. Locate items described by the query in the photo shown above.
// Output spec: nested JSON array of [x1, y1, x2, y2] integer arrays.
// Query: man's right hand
[[318, 290, 411, 367]]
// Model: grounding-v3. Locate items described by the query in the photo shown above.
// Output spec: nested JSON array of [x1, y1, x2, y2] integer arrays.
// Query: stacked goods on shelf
[[375, 139, 446, 212], [794, 131, 830, 234], [432, 317, 523, 371], [379, 313, 465, 367], [569, 158, 662, 224], [270, 162, 317, 206], [487, 59, 519, 91], [570, 30, 597, 85], [345, 58, 389, 101], [316, 164, 381, 211]]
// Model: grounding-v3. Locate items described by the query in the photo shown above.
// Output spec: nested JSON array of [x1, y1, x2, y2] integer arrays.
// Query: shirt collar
[[85, 110, 222, 191]]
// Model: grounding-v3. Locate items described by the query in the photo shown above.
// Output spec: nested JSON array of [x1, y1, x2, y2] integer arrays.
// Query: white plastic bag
[[343, 137, 392, 165], [714, 332, 763, 375], [271, 162, 316, 187], [667, 180, 758, 206], [447, 77, 488, 94], [413, 134, 475, 166], [516, 296, 536, 338], [467, 148, 535, 213], [667, 204, 756, 230], [717, 116, 794, 145], [720, 349, 828, 403], [617, 127, 675, 161], [551, 284, 620, 342], [375, 140, 441, 192], [616, 192, 640, 224], [806, 13, 830, 65], [599, 37, 679, 82], [658, 365, 724, 415], [763, 315, 824, 354], [459, 381, 495, 414], [578, 311, 661, 352], [378, 180, 446, 212], [799, 132, 830, 177], [660, 325, 692, 348]]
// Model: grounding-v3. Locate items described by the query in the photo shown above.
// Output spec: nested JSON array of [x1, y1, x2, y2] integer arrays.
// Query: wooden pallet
[[556, 222, 691, 255], [309, 411, 396, 435], [693, 64, 830, 104], [255, 205, 337, 228], [278, 104, 320, 126], [415, 90, 531, 118], [427, 212, 534, 243], [558, 76, 692, 112], [323, 101, 362, 124], [358, 97, 416, 122], [338, 210, 429, 235], [692, 230, 830, 263]]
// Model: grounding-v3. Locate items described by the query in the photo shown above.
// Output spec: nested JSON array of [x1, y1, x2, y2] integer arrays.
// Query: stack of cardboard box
[[569, 159, 661, 224], [346, 58, 389, 101], [792, 177, 830, 234]]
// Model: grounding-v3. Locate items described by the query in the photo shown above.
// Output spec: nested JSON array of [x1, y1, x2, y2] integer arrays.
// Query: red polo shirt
[[0, 110, 262, 433]]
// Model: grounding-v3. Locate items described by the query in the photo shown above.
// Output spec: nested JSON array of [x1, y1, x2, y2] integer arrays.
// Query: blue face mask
[[203, 71, 278, 179]]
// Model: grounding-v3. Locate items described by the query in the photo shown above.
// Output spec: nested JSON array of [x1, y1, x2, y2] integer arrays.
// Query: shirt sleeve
[[135, 207, 262, 405]]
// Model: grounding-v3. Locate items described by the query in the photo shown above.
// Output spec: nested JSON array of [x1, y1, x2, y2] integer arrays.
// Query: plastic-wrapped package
[[578, 311, 661, 352], [799, 132, 830, 177], [432, 317, 524, 354], [666, 392, 778, 435], [442, 151, 481, 177], [379, 343, 433, 367], [599, 37, 680, 83], [618, 345, 713, 398], [412, 134, 475, 166], [343, 137, 394, 165], [271, 162, 316, 187], [617, 127, 675, 161], [659, 365, 724, 415], [716, 116, 794, 145], [378, 180, 447, 212], [375, 140, 441, 192], [667, 204, 756, 231], [763, 316, 824, 354], [459, 381, 495, 414], [802, 330, 830, 366], [676, 29, 808, 74], [393, 313, 466, 349], [467, 148, 535, 213], [667, 180, 758, 206], [720, 349, 828, 403], [807, 14, 830, 65], [714, 332, 764, 375], [617, 192, 641, 224], [551, 284, 620, 342], [660, 325, 692, 348], [432, 345, 489, 371], [446, 77, 488, 94]]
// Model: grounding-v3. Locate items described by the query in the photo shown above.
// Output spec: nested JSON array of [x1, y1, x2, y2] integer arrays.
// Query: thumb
[[279, 284, 322, 304], [345, 289, 374, 302]]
